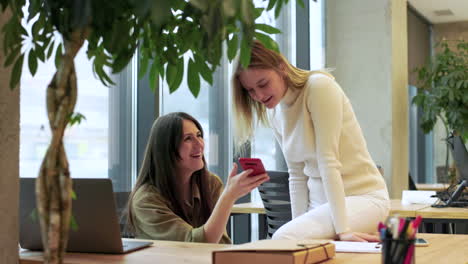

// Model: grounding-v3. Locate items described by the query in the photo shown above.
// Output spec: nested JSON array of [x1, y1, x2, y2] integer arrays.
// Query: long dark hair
[[126, 112, 215, 232]]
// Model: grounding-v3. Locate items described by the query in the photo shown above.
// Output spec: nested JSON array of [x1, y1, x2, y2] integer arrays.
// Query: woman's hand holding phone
[[238, 158, 266, 176], [223, 163, 269, 202]]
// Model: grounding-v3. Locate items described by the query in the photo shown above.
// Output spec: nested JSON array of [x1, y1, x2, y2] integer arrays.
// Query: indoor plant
[[0, 0, 290, 263], [412, 39, 468, 183]]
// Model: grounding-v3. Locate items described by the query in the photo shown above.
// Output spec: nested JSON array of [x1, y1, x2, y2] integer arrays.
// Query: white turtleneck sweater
[[268, 73, 387, 234]]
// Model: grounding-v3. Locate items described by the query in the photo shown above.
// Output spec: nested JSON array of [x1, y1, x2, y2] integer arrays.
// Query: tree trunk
[[35, 28, 88, 264]]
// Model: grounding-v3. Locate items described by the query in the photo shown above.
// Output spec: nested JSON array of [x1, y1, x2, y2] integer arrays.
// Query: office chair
[[409, 173, 418, 191], [114, 191, 133, 238], [258, 171, 292, 238]]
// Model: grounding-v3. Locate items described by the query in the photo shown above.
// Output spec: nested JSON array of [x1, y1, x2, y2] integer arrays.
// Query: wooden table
[[20, 239, 227, 264], [417, 206, 468, 220], [20, 234, 468, 264], [232, 202, 266, 214], [389, 199, 430, 217], [232, 199, 468, 235], [232, 199, 432, 217], [415, 183, 449, 192], [417, 206, 468, 233], [331, 233, 468, 264]]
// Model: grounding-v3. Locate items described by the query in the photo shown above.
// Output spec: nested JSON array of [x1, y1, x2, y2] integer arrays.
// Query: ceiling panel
[[409, 0, 468, 24]]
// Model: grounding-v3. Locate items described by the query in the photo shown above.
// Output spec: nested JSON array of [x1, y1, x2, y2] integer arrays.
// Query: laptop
[[19, 178, 152, 254]]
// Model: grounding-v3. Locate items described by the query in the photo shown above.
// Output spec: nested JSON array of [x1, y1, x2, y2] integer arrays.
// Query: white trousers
[[272, 187, 390, 240]]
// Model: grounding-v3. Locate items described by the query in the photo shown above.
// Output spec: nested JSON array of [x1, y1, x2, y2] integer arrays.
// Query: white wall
[[0, 8, 20, 264], [326, 0, 408, 197]]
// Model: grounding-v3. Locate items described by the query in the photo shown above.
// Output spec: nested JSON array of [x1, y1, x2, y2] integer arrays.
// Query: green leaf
[[150, 0, 172, 28], [255, 24, 281, 35], [35, 44, 46, 62], [166, 63, 177, 91], [297, 0, 305, 9], [253, 8, 264, 19], [195, 55, 213, 85], [94, 63, 115, 86], [70, 215, 79, 231], [149, 61, 158, 92], [28, 49, 38, 76], [227, 34, 239, 61], [274, 0, 284, 18], [3, 45, 21, 67], [138, 51, 150, 79], [112, 49, 134, 74], [46, 41, 55, 60], [166, 57, 184, 93], [255, 32, 279, 53], [172, 57, 185, 92], [188, 58, 201, 97], [55, 43, 63, 69], [29, 208, 38, 222], [71, 190, 77, 200], [31, 17, 42, 39], [68, 112, 87, 127], [10, 54, 24, 90], [240, 37, 251, 68], [266, 0, 277, 11]]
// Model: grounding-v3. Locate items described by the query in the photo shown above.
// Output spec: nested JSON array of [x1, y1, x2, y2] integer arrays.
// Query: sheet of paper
[[401, 190, 438, 205], [331, 241, 382, 253]]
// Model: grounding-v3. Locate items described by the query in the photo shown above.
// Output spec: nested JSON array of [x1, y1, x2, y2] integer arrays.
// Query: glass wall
[[250, 0, 280, 172], [20, 42, 110, 179]]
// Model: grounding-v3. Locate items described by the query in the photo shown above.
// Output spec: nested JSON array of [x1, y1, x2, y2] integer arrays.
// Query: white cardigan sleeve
[[305, 75, 349, 234]]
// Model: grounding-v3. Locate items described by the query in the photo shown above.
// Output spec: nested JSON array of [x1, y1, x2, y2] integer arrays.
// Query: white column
[[326, 0, 408, 198]]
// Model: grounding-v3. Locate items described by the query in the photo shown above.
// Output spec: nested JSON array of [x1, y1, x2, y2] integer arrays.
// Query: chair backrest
[[114, 191, 133, 238], [258, 171, 292, 238]]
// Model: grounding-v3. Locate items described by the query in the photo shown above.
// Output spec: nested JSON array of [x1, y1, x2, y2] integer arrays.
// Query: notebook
[[19, 178, 152, 254], [331, 241, 381, 253]]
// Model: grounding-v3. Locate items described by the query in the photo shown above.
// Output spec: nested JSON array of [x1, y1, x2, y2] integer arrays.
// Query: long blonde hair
[[232, 40, 329, 144]]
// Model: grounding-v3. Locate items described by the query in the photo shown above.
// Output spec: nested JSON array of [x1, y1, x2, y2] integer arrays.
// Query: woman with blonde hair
[[232, 40, 390, 242]]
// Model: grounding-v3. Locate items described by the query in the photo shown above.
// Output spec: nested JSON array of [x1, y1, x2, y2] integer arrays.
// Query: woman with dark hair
[[232, 41, 390, 242], [126, 112, 269, 244]]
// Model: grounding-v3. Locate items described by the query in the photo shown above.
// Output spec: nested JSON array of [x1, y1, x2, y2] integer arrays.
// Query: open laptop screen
[[19, 178, 152, 253]]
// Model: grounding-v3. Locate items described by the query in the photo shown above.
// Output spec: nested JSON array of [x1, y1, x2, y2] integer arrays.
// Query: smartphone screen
[[415, 238, 429, 247], [238, 158, 266, 176]]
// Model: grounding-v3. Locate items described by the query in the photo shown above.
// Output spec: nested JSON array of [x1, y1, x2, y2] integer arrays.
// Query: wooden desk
[[417, 206, 468, 220], [389, 199, 430, 217], [20, 234, 468, 264], [232, 199, 431, 217], [331, 233, 468, 264], [232, 200, 468, 235], [20, 239, 228, 264], [232, 202, 265, 214], [416, 183, 449, 192]]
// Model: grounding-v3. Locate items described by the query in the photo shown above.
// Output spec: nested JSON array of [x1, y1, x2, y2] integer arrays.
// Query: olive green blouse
[[131, 173, 232, 244]]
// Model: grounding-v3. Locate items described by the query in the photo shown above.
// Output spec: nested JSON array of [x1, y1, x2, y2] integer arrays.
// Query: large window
[[310, 0, 325, 70], [160, 54, 211, 164], [250, 0, 280, 172], [19, 8, 136, 194], [20, 43, 110, 179], [159, 51, 232, 179]]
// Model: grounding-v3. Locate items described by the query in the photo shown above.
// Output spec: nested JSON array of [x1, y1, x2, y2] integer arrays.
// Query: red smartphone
[[238, 158, 266, 176]]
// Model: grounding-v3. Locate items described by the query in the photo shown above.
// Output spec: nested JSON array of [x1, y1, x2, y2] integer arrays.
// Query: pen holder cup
[[381, 238, 415, 264]]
